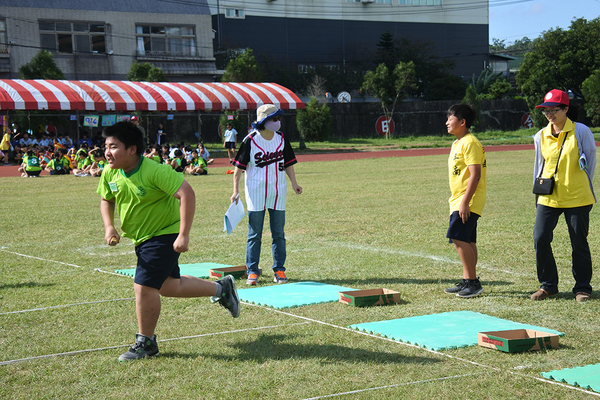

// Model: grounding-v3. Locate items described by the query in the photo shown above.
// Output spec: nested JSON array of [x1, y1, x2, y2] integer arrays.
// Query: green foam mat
[[542, 364, 600, 393], [237, 281, 357, 309], [349, 311, 564, 351], [114, 262, 232, 279]]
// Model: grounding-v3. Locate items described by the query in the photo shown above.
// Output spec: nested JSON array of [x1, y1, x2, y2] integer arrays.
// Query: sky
[[489, 0, 600, 44]]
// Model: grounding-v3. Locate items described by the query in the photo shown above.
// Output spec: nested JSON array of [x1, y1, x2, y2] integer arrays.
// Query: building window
[[0, 20, 7, 54], [399, 0, 442, 4], [39, 21, 105, 54], [136, 25, 196, 57], [376, 0, 392, 3], [225, 9, 245, 18], [298, 64, 315, 74]]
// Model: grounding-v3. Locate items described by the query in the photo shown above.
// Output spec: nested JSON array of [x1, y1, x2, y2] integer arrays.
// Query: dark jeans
[[533, 204, 593, 294]]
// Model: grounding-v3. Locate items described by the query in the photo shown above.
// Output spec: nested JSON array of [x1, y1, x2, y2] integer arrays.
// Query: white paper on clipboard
[[224, 198, 245, 234]]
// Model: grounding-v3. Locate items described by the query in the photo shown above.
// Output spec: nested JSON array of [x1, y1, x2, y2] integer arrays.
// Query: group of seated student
[[17, 140, 108, 178], [143, 142, 211, 175]]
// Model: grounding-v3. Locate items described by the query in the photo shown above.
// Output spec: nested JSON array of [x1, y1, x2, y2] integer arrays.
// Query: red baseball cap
[[535, 89, 570, 108], [130, 115, 139, 121]]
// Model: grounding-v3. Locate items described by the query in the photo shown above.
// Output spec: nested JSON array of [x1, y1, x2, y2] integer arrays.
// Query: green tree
[[468, 66, 502, 96], [517, 17, 600, 126], [462, 85, 481, 129], [477, 79, 515, 100], [374, 31, 398, 70], [296, 97, 331, 142], [218, 112, 245, 139], [423, 72, 467, 101], [221, 48, 262, 82], [126, 61, 166, 82], [361, 61, 417, 139], [18, 50, 64, 80], [490, 37, 533, 56], [581, 69, 600, 126], [16, 50, 66, 135]]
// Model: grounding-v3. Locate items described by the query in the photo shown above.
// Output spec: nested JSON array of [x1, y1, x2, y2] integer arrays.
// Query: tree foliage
[[296, 97, 332, 142], [462, 86, 481, 129], [517, 17, 600, 126], [489, 37, 533, 56], [221, 48, 262, 82], [18, 50, 64, 80], [361, 61, 417, 138], [126, 61, 166, 82], [581, 69, 600, 126]]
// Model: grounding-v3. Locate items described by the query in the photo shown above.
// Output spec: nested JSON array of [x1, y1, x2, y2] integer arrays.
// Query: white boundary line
[[244, 303, 600, 398], [3, 249, 598, 396], [0, 321, 310, 366], [303, 372, 488, 400], [0, 248, 83, 268], [0, 298, 135, 315]]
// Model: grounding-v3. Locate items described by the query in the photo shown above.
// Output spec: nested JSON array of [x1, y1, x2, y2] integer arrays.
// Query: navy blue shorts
[[446, 211, 480, 244], [134, 234, 181, 289], [225, 141, 236, 149]]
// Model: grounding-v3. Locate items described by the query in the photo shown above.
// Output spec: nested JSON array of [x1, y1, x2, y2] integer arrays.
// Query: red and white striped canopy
[[0, 79, 304, 112]]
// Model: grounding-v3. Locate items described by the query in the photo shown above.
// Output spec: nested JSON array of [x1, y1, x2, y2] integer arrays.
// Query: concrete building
[[210, 0, 489, 79], [0, 0, 220, 81]]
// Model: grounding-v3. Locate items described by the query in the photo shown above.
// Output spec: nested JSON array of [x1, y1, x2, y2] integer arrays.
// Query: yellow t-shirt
[[537, 119, 595, 208], [448, 133, 487, 216], [0, 133, 10, 151]]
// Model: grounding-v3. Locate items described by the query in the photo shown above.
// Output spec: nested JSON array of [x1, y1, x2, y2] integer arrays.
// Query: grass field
[[1, 148, 600, 399]]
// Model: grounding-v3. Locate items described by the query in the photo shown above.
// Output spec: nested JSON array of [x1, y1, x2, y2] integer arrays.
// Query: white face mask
[[264, 120, 281, 132]]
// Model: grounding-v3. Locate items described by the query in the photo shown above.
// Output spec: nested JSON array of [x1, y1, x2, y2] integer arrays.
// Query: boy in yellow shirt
[[444, 104, 487, 298]]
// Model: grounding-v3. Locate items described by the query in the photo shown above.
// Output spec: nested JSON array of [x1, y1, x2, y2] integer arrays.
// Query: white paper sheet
[[224, 198, 245, 234]]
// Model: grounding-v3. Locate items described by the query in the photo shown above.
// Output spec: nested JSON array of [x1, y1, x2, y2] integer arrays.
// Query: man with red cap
[[531, 89, 596, 302]]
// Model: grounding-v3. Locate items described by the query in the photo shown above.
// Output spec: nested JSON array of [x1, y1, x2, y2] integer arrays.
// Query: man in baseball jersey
[[231, 104, 303, 285]]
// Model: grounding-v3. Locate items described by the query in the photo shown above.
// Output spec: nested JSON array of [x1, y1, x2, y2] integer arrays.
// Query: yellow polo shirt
[[538, 119, 595, 208], [448, 133, 487, 216]]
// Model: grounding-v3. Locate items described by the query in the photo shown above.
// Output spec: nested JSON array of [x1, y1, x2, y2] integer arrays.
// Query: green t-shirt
[[23, 155, 42, 172], [97, 156, 184, 246]]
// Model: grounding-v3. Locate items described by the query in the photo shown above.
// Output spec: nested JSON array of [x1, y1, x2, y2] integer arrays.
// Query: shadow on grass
[[163, 333, 442, 365], [0, 281, 55, 290]]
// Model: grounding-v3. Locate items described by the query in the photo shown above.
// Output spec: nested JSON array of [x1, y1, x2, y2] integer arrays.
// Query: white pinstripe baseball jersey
[[233, 130, 297, 211]]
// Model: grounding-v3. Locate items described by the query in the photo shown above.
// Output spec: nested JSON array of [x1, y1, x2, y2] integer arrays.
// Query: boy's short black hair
[[447, 103, 477, 128], [102, 121, 144, 155]]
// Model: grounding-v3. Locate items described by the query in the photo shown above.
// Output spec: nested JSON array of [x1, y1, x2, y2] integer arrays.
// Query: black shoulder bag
[[533, 132, 568, 195]]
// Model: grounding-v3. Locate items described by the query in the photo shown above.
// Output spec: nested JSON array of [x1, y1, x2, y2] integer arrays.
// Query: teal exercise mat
[[348, 311, 564, 351], [542, 364, 600, 393], [237, 281, 358, 309], [114, 263, 233, 279]]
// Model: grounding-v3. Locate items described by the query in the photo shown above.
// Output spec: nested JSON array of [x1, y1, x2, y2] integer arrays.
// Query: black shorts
[[26, 170, 41, 177], [225, 141, 236, 149], [446, 211, 480, 244], [134, 234, 181, 289]]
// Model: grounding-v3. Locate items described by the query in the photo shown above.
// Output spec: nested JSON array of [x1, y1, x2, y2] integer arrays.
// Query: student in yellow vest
[[443, 104, 487, 298], [531, 89, 596, 302]]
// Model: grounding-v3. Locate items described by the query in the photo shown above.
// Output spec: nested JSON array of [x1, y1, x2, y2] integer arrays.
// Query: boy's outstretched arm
[[285, 165, 303, 195], [231, 167, 243, 203], [173, 180, 196, 253], [459, 164, 481, 223], [100, 197, 120, 245]]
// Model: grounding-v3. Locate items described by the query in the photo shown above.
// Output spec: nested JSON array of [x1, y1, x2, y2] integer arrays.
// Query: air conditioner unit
[[361, 0, 375, 3]]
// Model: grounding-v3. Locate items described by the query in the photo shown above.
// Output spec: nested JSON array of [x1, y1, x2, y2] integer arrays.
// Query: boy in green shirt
[[97, 121, 240, 361]]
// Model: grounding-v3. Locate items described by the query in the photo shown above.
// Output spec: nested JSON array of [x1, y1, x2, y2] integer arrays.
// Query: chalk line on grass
[[330, 242, 529, 277], [0, 322, 310, 366], [302, 372, 488, 400], [0, 248, 83, 269], [244, 303, 600, 398], [0, 298, 135, 316]]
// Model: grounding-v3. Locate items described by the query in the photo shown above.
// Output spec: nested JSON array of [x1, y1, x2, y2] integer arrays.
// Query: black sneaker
[[211, 275, 240, 318], [456, 278, 483, 298], [444, 279, 467, 294], [118, 334, 159, 361]]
